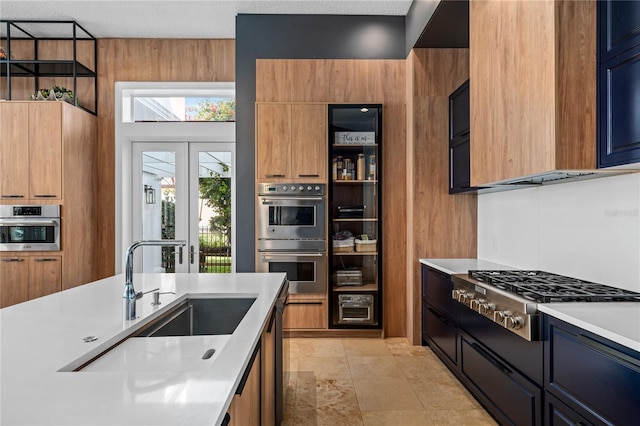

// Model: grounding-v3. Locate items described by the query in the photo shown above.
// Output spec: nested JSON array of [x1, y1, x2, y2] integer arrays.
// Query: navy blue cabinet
[[544, 315, 640, 426], [449, 80, 474, 193], [598, 0, 640, 167], [545, 391, 594, 426], [460, 332, 542, 426], [421, 265, 459, 368]]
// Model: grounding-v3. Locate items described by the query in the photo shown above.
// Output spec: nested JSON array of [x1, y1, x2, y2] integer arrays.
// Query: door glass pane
[[141, 151, 177, 273], [197, 151, 232, 273]]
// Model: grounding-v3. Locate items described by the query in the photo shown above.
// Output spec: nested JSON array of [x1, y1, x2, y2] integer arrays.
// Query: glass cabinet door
[[328, 105, 382, 328]]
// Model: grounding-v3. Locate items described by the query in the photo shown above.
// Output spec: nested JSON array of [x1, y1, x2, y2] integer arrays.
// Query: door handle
[[261, 197, 323, 202], [177, 246, 183, 264], [190, 245, 195, 264]]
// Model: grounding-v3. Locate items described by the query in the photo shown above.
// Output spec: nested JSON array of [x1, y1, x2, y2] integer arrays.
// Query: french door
[[131, 142, 234, 273]]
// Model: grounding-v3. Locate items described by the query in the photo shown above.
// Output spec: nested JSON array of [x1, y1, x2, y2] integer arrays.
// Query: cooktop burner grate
[[469, 270, 640, 303]]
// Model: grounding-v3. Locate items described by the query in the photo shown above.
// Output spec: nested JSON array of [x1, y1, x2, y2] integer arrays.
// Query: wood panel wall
[[256, 59, 408, 337], [406, 49, 477, 344], [95, 39, 235, 278]]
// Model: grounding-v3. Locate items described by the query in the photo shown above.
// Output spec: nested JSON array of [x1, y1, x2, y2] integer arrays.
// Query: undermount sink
[[75, 297, 256, 372], [133, 297, 257, 337]]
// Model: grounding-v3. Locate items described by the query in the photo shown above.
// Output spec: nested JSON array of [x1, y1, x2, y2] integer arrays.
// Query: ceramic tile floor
[[283, 337, 498, 426]]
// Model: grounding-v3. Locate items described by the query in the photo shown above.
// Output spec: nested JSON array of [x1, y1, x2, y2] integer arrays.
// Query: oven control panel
[[259, 183, 325, 196]]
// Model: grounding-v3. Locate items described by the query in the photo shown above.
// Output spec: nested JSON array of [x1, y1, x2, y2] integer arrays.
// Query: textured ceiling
[[1, 0, 415, 39]]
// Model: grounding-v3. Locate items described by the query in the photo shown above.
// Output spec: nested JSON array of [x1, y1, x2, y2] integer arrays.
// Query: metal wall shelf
[[1, 20, 97, 115]]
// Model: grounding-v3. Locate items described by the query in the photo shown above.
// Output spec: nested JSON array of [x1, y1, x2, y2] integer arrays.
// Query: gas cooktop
[[469, 270, 640, 303]]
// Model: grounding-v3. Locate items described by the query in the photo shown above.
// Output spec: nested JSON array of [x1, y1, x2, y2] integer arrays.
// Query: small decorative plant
[[31, 86, 74, 103]]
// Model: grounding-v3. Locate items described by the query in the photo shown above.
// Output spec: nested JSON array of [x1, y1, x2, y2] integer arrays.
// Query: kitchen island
[[0, 272, 287, 426]]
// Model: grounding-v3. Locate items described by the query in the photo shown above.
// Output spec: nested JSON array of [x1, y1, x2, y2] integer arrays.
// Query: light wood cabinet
[[0, 101, 97, 299], [469, 0, 596, 186], [256, 103, 327, 182], [261, 312, 277, 426], [0, 103, 30, 200], [0, 102, 63, 200], [283, 295, 327, 329], [0, 255, 62, 308], [228, 347, 261, 426]]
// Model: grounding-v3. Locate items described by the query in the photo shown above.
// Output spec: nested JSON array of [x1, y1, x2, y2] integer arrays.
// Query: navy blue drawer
[[422, 266, 458, 320], [545, 316, 640, 425], [425, 304, 458, 365]]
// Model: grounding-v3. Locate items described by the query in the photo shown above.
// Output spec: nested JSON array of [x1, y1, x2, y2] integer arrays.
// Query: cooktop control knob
[[457, 292, 471, 304], [281, 186, 288, 191], [307, 186, 312, 191], [478, 302, 495, 315], [494, 310, 508, 325], [470, 298, 484, 311], [298, 185, 304, 191], [505, 315, 524, 330], [315, 186, 320, 191]]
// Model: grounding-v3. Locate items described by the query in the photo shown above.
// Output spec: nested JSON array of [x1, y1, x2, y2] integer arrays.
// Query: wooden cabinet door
[[291, 104, 326, 181], [28, 256, 62, 300], [0, 103, 30, 200], [228, 347, 261, 426], [0, 257, 29, 308], [256, 103, 291, 180], [283, 298, 327, 329], [261, 314, 276, 426], [29, 103, 62, 200]]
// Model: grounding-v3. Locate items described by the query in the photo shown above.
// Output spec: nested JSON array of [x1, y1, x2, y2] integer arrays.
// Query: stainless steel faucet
[[123, 239, 186, 320]]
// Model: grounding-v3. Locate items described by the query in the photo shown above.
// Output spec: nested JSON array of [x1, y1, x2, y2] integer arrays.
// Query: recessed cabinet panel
[[599, 0, 640, 62], [461, 335, 542, 426], [0, 257, 29, 307], [545, 317, 640, 425], [598, 45, 640, 167]]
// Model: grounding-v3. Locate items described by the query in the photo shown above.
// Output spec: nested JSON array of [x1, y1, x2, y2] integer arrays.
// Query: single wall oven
[[257, 183, 327, 294], [257, 183, 326, 240], [0, 205, 61, 251]]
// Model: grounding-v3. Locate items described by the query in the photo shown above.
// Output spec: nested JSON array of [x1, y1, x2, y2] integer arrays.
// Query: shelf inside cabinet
[[333, 283, 378, 292], [332, 180, 378, 184], [333, 144, 379, 148], [332, 252, 378, 256], [332, 218, 378, 222]]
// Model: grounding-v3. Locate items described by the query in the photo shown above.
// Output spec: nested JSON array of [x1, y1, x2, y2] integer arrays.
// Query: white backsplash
[[478, 173, 640, 291]]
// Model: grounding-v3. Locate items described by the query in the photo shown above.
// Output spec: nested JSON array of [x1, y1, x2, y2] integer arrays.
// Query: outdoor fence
[[161, 227, 231, 273]]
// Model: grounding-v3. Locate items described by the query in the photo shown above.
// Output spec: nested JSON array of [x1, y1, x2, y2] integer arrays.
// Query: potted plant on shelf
[[31, 86, 74, 103]]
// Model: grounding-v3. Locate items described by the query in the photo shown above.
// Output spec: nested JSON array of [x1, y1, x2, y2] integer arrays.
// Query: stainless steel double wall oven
[[257, 183, 326, 294]]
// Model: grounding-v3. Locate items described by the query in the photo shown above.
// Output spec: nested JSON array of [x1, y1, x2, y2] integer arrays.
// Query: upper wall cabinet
[[597, 0, 640, 167], [0, 102, 62, 200], [469, 0, 597, 186], [256, 103, 327, 182]]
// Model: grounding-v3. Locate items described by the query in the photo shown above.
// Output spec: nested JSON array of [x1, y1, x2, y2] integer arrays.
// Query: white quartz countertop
[[0, 272, 287, 426], [538, 303, 640, 352], [419, 258, 515, 275]]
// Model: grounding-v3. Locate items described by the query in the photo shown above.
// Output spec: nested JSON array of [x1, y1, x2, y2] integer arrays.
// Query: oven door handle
[[261, 252, 325, 258], [0, 219, 59, 226], [260, 197, 323, 203]]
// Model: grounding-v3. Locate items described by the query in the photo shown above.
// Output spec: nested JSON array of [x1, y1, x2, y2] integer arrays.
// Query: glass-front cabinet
[[328, 104, 382, 329]]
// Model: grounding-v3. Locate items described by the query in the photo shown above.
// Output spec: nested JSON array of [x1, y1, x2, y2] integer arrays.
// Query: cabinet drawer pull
[[298, 174, 319, 177], [266, 174, 285, 178], [427, 306, 450, 325], [576, 334, 640, 371], [235, 341, 260, 395], [33, 194, 58, 198], [34, 258, 58, 262], [470, 342, 512, 375], [1, 195, 25, 198], [202, 348, 216, 360], [286, 301, 323, 306], [1, 258, 24, 262]]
